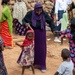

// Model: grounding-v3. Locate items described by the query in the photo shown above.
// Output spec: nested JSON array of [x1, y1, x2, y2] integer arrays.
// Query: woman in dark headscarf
[[22, 2, 55, 72]]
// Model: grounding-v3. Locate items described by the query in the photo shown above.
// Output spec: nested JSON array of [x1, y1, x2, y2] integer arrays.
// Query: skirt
[[13, 19, 29, 36], [17, 42, 34, 66], [1, 21, 13, 47]]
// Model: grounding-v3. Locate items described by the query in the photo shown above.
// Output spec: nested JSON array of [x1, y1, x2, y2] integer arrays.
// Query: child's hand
[[15, 42, 21, 47], [15, 42, 18, 45]]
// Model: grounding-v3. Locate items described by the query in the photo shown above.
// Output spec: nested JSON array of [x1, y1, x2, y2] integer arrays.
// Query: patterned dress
[[0, 52, 8, 75], [17, 41, 34, 66], [13, 19, 29, 35], [60, 29, 75, 67]]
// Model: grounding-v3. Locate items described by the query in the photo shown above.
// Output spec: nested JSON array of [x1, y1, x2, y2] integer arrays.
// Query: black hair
[[70, 18, 75, 43], [61, 48, 70, 60], [1, 0, 10, 5]]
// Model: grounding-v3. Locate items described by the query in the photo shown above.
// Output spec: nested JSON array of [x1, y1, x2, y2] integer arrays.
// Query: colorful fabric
[[17, 40, 34, 66], [13, 1, 27, 24], [1, 21, 13, 47], [0, 5, 12, 34], [0, 52, 8, 75], [32, 2, 46, 30], [21, 30, 34, 47], [60, 29, 75, 67], [13, 19, 29, 35]]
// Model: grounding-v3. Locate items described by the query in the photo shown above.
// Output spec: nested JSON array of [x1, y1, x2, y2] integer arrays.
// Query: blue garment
[[0, 52, 7, 75]]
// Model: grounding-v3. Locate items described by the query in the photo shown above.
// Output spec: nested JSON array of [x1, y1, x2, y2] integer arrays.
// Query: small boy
[[54, 48, 74, 75]]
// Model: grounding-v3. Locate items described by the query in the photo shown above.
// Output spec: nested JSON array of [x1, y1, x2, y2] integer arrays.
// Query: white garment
[[13, 1, 27, 24], [67, 0, 72, 5], [55, 0, 72, 13], [57, 60, 74, 75]]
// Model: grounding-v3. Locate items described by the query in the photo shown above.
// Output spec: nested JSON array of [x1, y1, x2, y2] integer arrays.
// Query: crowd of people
[[0, 0, 75, 75]]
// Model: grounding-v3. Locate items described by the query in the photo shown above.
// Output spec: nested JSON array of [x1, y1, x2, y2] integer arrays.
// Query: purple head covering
[[31, 2, 46, 30]]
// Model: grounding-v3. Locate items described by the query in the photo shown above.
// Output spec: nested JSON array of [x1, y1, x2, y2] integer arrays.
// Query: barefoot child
[[16, 30, 35, 75], [0, 36, 8, 75], [54, 48, 74, 75]]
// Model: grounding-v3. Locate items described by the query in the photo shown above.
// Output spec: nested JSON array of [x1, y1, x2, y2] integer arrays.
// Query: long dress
[[22, 11, 55, 69], [0, 51, 8, 75], [0, 5, 13, 47]]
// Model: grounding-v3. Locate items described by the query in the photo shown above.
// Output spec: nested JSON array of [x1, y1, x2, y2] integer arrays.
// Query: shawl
[[31, 2, 46, 30]]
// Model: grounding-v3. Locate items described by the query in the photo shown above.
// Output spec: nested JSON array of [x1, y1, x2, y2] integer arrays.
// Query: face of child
[[27, 33, 33, 40]]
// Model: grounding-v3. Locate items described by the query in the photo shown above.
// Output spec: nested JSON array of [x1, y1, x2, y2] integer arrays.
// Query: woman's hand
[[26, 23, 30, 28], [26, 23, 33, 30]]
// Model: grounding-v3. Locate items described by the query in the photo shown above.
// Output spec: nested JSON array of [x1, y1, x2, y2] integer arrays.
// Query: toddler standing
[[16, 30, 35, 75]]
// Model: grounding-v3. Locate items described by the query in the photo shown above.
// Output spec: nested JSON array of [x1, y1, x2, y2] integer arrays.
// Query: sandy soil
[[0, 0, 73, 75], [3, 31, 69, 75]]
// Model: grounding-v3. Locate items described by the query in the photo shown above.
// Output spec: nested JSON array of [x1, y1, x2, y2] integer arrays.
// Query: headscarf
[[21, 30, 34, 47], [70, 18, 75, 43], [31, 2, 46, 30]]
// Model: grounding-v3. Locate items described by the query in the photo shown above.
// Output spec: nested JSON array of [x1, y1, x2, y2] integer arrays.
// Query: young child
[[0, 36, 8, 75], [54, 48, 74, 75], [60, 18, 75, 67], [16, 30, 35, 75]]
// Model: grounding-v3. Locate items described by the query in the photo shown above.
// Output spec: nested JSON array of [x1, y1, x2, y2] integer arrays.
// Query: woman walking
[[22, 2, 55, 72], [0, 0, 13, 48]]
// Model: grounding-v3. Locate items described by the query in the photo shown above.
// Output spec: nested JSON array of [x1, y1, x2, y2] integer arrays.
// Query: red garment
[[0, 21, 13, 47], [21, 30, 34, 47]]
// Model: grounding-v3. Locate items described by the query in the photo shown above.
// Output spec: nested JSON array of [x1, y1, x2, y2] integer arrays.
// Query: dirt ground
[[0, 0, 73, 75], [3, 31, 69, 75]]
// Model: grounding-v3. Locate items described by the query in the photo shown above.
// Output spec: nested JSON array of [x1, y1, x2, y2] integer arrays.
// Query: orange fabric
[[0, 21, 13, 47]]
